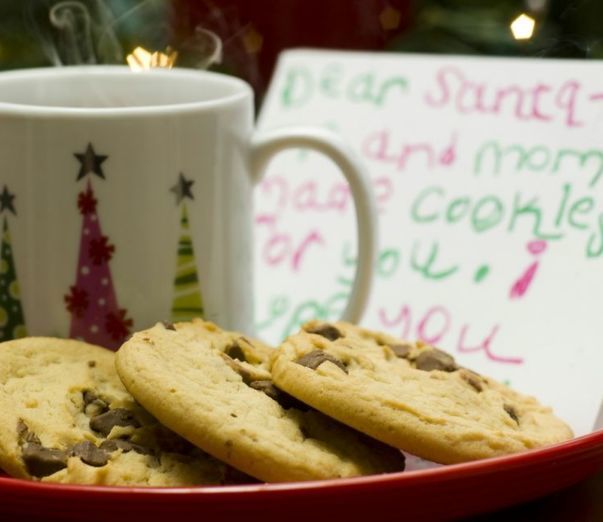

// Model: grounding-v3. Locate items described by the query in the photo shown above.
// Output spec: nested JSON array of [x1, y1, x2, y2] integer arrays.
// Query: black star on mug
[[170, 173, 195, 204], [0, 185, 16, 215], [74, 143, 108, 181]]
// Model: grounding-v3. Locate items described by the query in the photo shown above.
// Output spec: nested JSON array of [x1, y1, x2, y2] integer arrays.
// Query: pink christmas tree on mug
[[64, 143, 132, 350]]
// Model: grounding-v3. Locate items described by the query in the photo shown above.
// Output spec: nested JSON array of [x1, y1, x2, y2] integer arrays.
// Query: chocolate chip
[[17, 420, 40, 445], [83, 390, 97, 405], [161, 321, 176, 331], [89, 408, 140, 436], [82, 390, 109, 417], [225, 342, 247, 362], [390, 343, 412, 359], [296, 350, 348, 373], [16, 420, 27, 439], [249, 380, 310, 411], [99, 439, 151, 456], [70, 441, 109, 467], [304, 324, 343, 341], [220, 353, 254, 384], [504, 404, 520, 424], [249, 380, 280, 400], [22, 443, 68, 477], [414, 348, 457, 372], [87, 360, 96, 368], [152, 425, 197, 455], [82, 390, 108, 409], [459, 369, 483, 392]]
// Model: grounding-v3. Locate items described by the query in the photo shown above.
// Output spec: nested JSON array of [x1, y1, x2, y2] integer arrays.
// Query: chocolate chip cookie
[[270, 320, 573, 464], [115, 319, 405, 482], [0, 337, 243, 486]]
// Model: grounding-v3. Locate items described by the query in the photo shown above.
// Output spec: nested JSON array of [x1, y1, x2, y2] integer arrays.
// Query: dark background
[[3, 0, 603, 104]]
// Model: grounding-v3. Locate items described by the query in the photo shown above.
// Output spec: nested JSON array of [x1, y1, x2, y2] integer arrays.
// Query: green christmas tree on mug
[[0, 185, 27, 341], [170, 173, 204, 321]]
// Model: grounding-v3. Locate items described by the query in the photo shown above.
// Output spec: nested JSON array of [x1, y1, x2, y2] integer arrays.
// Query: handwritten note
[[254, 50, 603, 436]]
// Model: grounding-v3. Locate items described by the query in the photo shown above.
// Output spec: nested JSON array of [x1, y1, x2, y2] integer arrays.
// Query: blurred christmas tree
[[390, 0, 603, 58], [168, 0, 603, 103], [2, 0, 603, 80]]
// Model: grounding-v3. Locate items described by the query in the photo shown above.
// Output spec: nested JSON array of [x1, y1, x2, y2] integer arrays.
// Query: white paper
[[254, 49, 603, 436]]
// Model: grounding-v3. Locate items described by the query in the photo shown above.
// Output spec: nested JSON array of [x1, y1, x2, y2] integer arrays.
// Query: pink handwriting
[[509, 263, 538, 299], [257, 174, 394, 218], [424, 66, 584, 127], [362, 129, 457, 171], [527, 239, 547, 255], [509, 240, 548, 299], [378, 303, 523, 365], [416, 305, 451, 344], [258, 176, 289, 216], [255, 216, 325, 272], [292, 230, 324, 270], [458, 324, 522, 364], [374, 177, 394, 212]]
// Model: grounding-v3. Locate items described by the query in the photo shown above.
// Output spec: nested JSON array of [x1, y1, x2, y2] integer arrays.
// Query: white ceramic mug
[[0, 66, 376, 349]]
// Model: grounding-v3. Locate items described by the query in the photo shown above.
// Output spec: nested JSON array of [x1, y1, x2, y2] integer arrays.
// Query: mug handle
[[250, 127, 378, 324]]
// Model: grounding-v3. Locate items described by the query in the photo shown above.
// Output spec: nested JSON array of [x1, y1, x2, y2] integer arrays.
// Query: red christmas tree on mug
[[64, 143, 132, 350]]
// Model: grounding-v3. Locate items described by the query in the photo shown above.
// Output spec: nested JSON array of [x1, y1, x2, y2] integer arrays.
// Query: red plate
[[1, 431, 602, 522]]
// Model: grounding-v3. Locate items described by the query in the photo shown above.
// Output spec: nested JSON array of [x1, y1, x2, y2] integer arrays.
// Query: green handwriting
[[474, 140, 603, 188], [256, 291, 351, 340], [280, 292, 349, 339], [338, 242, 403, 285], [587, 214, 603, 258], [281, 63, 407, 109], [411, 241, 459, 280], [339, 240, 457, 283], [410, 182, 603, 255], [255, 295, 289, 332], [474, 265, 490, 283]]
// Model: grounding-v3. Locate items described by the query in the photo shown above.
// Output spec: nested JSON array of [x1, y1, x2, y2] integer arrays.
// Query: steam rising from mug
[[29, 0, 222, 70], [32, 0, 123, 66], [48, 1, 123, 65], [181, 27, 223, 70]]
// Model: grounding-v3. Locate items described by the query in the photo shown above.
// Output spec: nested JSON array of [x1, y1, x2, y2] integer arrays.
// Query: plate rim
[[1, 429, 602, 497]]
